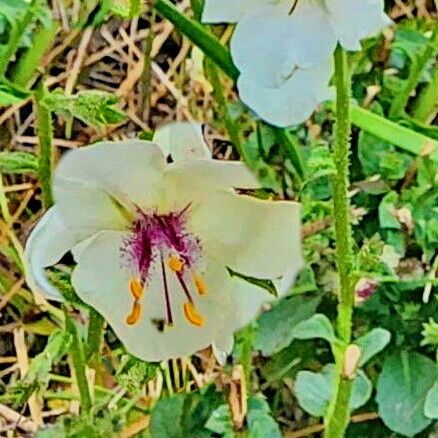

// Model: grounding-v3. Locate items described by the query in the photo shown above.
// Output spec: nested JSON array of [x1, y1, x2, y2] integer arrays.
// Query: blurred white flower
[[25, 123, 304, 362], [202, 0, 391, 127]]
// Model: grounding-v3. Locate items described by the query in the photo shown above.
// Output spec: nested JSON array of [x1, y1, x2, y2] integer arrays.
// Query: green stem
[[206, 58, 243, 155], [139, 10, 155, 120], [65, 309, 93, 414], [34, 83, 54, 208], [86, 308, 105, 365], [0, 173, 12, 226], [389, 23, 438, 119], [239, 325, 254, 389], [324, 46, 355, 438], [413, 60, 438, 122]]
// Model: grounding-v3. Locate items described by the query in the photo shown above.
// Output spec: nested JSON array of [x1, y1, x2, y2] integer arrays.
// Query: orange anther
[[129, 278, 144, 300], [126, 301, 141, 325], [168, 256, 184, 272], [183, 302, 204, 327], [193, 274, 207, 296]]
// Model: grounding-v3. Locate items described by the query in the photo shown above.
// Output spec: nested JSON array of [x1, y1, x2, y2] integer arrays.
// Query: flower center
[[120, 205, 207, 329]]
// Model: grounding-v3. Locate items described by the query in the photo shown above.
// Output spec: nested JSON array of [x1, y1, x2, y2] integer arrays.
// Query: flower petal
[[153, 122, 211, 162], [71, 230, 237, 361], [326, 0, 391, 51], [231, 5, 336, 87], [190, 191, 304, 294], [201, 0, 286, 23], [165, 159, 260, 209], [236, 58, 334, 127], [24, 208, 92, 301], [54, 140, 166, 230]]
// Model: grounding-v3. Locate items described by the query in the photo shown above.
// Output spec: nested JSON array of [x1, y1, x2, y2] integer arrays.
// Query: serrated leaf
[[295, 364, 372, 417], [43, 89, 125, 128], [9, 330, 72, 406], [254, 295, 320, 356], [116, 354, 159, 393], [355, 328, 391, 367], [0, 151, 38, 173], [376, 351, 438, 437]]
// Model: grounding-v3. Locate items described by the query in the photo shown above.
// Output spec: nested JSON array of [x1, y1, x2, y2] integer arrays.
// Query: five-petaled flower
[[25, 123, 304, 362], [202, 0, 391, 127]]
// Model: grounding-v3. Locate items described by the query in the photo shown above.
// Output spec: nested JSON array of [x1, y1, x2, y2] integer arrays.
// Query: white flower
[[202, 0, 391, 127], [25, 123, 304, 362], [203, 0, 391, 52]]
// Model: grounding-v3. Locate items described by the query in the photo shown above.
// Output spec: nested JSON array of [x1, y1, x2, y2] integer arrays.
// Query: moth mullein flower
[[25, 123, 304, 362], [202, 0, 391, 127]]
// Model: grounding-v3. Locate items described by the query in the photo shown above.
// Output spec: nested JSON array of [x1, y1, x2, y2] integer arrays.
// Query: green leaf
[[254, 295, 320, 356], [291, 313, 338, 345], [242, 126, 283, 192], [116, 355, 159, 394], [378, 192, 401, 229], [0, 80, 30, 105], [150, 386, 223, 438], [424, 382, 438, 419], [355, 328, 391, 367], [43, 90, 125, 128], [9, 330, 72, 406], [291, 267, 317, 295], [205, 404, 235, 438], [150, 395, 185, 438], [247, 395, 281, 438], [227, 267, 278, 298], [359, 130, 411, 180], [0, 151, 38, 173], [376, 351, 438, 437], [295, 364, 372, 417]]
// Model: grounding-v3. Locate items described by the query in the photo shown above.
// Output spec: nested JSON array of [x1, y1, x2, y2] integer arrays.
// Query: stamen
[[176, 272, 194, 303], [167, 255, 184, 272], [129, 278, 144, 300], [160, 253, 174, 325], [193, 274, 207, 296], [126, 301, 141, 325], [183, 302, 204, 327]]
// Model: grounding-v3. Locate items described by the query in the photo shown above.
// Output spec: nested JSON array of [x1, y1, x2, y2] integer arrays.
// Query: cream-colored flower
[[25, 123, 304, 362]]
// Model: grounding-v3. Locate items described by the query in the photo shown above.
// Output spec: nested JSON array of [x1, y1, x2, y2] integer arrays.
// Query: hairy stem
[[65, 309, 92, 414], [35, 83, 54, 208], [389, 23, 438, 119], [324, 45, 355, 438], [86, 308, 105, 366]]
